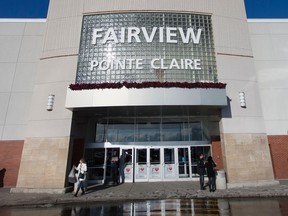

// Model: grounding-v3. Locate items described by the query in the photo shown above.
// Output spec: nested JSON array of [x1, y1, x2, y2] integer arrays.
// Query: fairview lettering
[[92, 27, 202, 45]]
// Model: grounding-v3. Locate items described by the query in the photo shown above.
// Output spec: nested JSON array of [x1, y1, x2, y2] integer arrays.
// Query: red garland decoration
[[69, 81, 226, 90]]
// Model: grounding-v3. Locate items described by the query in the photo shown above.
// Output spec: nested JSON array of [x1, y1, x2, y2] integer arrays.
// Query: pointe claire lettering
[[90, 58, 201, 71]]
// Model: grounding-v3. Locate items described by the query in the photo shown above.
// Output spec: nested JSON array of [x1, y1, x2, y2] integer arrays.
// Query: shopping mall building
[[0, 0, 287, 193]]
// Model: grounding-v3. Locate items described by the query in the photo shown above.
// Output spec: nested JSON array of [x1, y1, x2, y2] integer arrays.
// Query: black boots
[[74, 187, 85, 197], [209, 186, 216, 192], [74, 188, 79, 197]]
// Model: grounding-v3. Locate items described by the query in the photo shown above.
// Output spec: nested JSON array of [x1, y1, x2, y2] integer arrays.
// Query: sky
[[0, 0, 49, 18], [244, 0, 288, 18], [0, 0, 287, 19]]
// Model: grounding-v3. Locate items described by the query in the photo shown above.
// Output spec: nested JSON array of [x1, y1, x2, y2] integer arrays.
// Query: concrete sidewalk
[[1, 181, 288, 207]]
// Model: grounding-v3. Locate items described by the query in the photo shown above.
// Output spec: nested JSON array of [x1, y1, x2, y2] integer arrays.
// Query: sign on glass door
[[164, 148, 176, 179], [149, 148, 161, 179], [136, 149, 147, 179]]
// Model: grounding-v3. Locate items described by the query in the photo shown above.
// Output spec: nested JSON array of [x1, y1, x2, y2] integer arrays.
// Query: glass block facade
[[76, 13, 217, 84]]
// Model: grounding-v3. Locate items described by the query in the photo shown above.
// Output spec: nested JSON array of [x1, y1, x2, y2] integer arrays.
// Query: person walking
[[111, 151, 119, 185], [74, 158, 87, 197], [197, 153, 206, 190], [205, 156, 217, 192]]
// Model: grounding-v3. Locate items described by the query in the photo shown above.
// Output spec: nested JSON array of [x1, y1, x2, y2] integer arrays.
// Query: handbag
[[68, 167, 77, 183], [78, 173, 85, 180]]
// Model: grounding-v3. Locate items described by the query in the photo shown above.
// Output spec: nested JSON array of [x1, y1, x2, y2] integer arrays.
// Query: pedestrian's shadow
[[84, 182, 123, 194]]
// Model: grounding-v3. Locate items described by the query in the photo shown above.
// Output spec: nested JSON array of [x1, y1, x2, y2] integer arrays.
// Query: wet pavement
[[1, 180, 288, 207]]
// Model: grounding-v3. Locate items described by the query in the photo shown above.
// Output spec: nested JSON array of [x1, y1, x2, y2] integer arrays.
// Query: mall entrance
[[133, 146, 191, 182], [84, 144, 211, 185]]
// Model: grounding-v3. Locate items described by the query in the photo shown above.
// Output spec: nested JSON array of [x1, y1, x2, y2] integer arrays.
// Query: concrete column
[[220, 132, 278, 188], [11, 137, 71, 194]]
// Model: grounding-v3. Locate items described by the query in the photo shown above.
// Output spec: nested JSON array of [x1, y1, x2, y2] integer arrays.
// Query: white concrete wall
[[3, 2, 283, 140], [248, 20, 288, 135], [10, 0, 278, 189], [0, 20, 45, 140], [66, 88, 227, 108], [34, 0, 265, 137]]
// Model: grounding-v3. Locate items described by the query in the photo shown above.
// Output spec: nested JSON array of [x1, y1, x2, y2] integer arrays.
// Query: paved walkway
[[1, 181, 288, 207]]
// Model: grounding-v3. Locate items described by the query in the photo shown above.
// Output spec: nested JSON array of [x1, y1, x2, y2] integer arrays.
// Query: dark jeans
[[75, 180, 85, 195], [208, 176, 216, 191], [199, 174, 205, 189], [111, 166, 119, 184]]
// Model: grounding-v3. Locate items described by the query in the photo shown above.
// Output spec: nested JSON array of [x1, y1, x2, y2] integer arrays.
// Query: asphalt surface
[[1, 180, 288, 207]]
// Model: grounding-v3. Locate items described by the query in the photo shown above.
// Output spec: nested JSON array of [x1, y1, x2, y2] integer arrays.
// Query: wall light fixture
[[47, 94, 55, 111], [239, 92, 246, 108]]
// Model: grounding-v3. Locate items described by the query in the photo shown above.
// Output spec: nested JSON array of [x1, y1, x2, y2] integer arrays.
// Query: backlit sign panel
[[76, 13, 217, 84]]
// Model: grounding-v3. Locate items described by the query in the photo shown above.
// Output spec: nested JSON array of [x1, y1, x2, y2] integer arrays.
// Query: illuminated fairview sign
[[90, 27, 202, 71], [76, 13, 217, 84], [92, 27, 202, 44]]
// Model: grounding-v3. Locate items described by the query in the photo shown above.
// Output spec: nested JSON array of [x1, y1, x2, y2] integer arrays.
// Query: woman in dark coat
[[197, 154, 206, 190], [205, 156, 217, 192]]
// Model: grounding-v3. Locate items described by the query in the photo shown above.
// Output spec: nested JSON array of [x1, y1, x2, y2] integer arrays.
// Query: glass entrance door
[[84, 148, 106, 185], [163, 148, 177, 179], [85, 145, 205, 184], [190, 146, 212, 178], [120, 148, 133, 183], [135, 147, 179, 182], [177, 147, 190, 179], [149, 148, 162, 181], [135, 148, 148, 182], [135, 147, 164, 182], [105, 148, 120, 184]]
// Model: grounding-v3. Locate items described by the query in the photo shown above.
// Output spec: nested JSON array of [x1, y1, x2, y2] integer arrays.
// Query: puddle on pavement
[[1, 198, 288, 215]]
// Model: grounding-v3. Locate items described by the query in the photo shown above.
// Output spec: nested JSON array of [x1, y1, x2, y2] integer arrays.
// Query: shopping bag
[[68, 166, 77, 183]]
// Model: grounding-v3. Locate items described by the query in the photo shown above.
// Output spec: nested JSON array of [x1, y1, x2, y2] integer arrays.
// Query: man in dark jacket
[[197, 153, 206, 190]]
